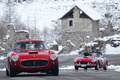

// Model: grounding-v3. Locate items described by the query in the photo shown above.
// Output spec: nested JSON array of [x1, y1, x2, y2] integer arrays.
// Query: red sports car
[[6, 40, 59, 77], [74, 52, 108, 70]]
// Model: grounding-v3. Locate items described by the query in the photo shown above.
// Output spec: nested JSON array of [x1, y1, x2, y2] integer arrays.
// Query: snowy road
[[0, 54, 120, 80]]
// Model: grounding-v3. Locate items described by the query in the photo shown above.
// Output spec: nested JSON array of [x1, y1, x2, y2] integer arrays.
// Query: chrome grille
[[21, 59, 48, 67], [81, 61, 88, 64], [77, 61, 90, 65]]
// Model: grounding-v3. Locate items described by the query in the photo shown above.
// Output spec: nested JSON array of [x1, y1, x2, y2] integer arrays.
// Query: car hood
[[15, 50, 51, 60]]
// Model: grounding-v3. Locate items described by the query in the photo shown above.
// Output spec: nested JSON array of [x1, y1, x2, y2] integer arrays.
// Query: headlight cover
[[50, 54, 57, 61], [91, 58, 96, 62], [12, 55, 19, 62]]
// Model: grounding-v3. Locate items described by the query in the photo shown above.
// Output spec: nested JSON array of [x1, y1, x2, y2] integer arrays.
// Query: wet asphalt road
[[0, 54, 120, 80]]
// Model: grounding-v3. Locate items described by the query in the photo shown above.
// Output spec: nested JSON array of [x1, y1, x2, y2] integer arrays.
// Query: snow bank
[[0, 68, 6, 71], [108, 65, 120, 72], [105, 44, 120, 55], [58, 50, 79, 56], [0, 56, 6, 60], [60, 65, 120, 72], [60, 65, 74, 70], [69, 50, 79, 55]]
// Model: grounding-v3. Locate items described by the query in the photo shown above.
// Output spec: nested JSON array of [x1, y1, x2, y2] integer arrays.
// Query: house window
[[69, 20, 73, 27]]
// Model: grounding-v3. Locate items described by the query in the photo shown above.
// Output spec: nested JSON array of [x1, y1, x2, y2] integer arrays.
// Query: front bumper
[[74, 61, 97, 68], [11, 58, 58, 71], [75, 64, 96, 68]]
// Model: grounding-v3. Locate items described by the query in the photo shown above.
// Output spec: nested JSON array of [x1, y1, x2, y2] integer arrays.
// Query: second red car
[[74, 52, 108, 70]]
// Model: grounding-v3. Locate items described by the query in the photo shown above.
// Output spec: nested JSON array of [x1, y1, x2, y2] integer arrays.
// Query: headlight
[[50, 54, 57, 61], [91, 58, 96, 62], [12, 55, 19, 62]]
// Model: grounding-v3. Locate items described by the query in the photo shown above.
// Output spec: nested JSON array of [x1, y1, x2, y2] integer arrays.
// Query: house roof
[[60, 4, 102, 21]]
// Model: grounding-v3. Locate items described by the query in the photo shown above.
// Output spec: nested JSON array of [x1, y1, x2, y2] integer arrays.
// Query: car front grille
[[77, 61, 91, 65], [21, 59, 48, 67]]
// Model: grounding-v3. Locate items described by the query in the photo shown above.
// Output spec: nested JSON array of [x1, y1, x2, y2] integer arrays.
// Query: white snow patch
[[60, 65, 74, 70], [67, 40, 76, 47], [108, 65, 120, 72], [0, 56, 6, 60], [75, 4, 103, 20], [60, 65, 120, 72], [113, 26, 119, 30], [69, 50, 79, 55], [105, 44, 120, 55], [0, 68, 6, 71], [58, 50, 79, 56], [85, 42, 98, 47]]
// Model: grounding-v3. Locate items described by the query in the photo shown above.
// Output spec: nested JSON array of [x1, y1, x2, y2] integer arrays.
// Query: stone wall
[[61, 6, 100, 49], [61, 18, 98, 48], [62, 31, 93, 48], [62, 18, 93, 32]]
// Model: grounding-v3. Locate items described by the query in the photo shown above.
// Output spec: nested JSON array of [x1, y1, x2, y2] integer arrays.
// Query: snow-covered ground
[[0, 68, 6, 71], [60, 65, 120, 72], [105, 44, 120, 55], [0, 55, 6, 60]]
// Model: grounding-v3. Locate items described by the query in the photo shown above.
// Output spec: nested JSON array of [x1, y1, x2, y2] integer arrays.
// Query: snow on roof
[[60, 3, 102, 21], [7, 23, 16, 29], [75, 4, 103, 20]]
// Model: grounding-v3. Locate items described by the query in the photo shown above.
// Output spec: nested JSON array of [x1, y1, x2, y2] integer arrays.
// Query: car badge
[[33, 55, 35, 57]]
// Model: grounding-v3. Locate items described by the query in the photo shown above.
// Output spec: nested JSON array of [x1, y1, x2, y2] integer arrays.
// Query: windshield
[[83, 52, 101, 57], [12, 41, 49, 51]]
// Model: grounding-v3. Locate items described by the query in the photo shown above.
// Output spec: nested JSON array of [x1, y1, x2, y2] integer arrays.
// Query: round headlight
[[12, 55, 19, 62], [91, 58, 96, 62], [50, 54, 57, 61]]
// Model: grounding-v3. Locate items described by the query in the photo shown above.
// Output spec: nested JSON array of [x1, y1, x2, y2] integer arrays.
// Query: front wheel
[[8, 59, 16, 77], [6, 68, 9, 76], [95, 61, 99, 70], [51, 62, 59, 76], [75, 66, 78, 70], [103, 61, 108, 70]]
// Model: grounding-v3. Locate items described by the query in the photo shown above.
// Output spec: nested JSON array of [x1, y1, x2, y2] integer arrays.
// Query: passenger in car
[[20, 44, 26, 50]]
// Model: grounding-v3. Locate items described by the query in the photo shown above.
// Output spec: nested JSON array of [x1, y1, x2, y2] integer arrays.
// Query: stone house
[[60, 5, 102, 48]]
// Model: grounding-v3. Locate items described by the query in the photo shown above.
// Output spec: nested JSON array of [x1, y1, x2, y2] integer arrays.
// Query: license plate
[[81, 65, 86, 67]]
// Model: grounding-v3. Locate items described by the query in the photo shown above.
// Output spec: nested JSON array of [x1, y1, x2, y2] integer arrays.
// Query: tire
[[75, 66, 78, 70], [51, 62, 59, 76], [8, 59, 16, 77], [103, 61, 108, 70], [95, 61, 99, 70], [6, 68, 9, 76]]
